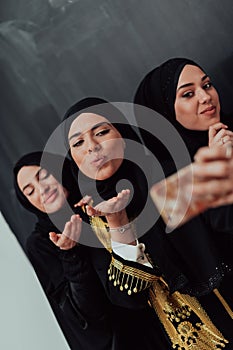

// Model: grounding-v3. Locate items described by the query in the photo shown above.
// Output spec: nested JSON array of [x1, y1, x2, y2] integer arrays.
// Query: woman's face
[[17, 165, 68, 213], [68, 113, 125, 180], [174, 65, 220, 130]]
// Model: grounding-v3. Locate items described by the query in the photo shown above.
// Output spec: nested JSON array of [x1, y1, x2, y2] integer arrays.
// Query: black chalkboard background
[[1, 0, 233, 247]]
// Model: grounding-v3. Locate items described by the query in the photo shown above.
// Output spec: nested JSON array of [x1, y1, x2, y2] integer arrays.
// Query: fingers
[[74, 195, 93, 208], [50, 215, 82, 250], [208, 122, 228, 139], [192, 161, 231, 180], [74, 190, 131, 218], [94, 189, 131, 215], [63, 214, 82, 242], [191, 146, 233, 207], [219, 134, 233, 146], [208, 123, 233, 148], [116, 189, 130, 201], [86, 205, 100, 216], [210, 192, 233, 208], [49, 231, 60, 244], [194, 146, 232, 163], [192, 178, 233, 198]]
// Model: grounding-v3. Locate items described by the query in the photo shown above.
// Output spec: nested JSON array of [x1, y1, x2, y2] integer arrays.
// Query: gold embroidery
[[149, 279, 228, 349], [89, 214, 112, 252], [108, 255, 158, 295], [88, 213, 229, 349], [213, 288, 233, 319]]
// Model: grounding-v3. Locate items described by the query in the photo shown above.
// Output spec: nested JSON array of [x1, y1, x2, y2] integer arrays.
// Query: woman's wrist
[[108, 222, 137, 245], [106, 209, 129, 228]]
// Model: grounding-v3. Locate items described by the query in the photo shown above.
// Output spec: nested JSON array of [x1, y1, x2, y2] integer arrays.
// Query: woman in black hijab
[[134, 57, 233, 161], [13, 151, 113, 350], [134, 57, 233, 335], [62, 97, 233, 349]]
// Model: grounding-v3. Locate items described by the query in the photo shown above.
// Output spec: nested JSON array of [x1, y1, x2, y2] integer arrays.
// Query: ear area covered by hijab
[[134, 57, 201, 122]]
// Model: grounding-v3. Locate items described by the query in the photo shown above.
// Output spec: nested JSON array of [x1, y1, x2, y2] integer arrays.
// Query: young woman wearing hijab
[[13, 151, 113, 350], [134, 57, 233, 162], [62, 97, 233, 349], [134, 57, 233, 334]]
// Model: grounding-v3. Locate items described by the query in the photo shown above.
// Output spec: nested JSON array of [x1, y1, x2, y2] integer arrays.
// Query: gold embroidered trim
[[88, 213, 229, 349], [213, 288, 233, 319], [108, 255, 158, 294]]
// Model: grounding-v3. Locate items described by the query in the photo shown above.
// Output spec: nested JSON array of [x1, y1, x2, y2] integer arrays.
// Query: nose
[[39, 181, 50, 195], [196, 88, 211, 104], [87, 137, 101, 153]]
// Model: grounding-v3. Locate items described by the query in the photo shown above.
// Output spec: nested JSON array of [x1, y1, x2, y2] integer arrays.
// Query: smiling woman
[[17, 165, 68, 213], [174, 64, 221, 130], [134, 57, 233, 160]]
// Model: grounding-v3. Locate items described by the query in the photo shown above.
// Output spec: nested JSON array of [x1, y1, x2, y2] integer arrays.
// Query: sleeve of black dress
[[58, 244, 112, 323], [26, 232, 113, 350], [26, 232, 111, 323]]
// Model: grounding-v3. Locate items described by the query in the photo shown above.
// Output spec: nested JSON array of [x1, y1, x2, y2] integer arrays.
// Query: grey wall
[[0, 213, 69, 349], [1, 0, 233, 249]]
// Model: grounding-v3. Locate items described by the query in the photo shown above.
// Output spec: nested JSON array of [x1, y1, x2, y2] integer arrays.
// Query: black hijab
[[134, 57, 233, 160], [13, 151, 80, 235]]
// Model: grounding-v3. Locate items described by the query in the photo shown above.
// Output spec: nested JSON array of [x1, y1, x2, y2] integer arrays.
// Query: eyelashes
[[181, 81, 214, 98], [72, 128, 111, 148], [203, 81, 213, 89], [73, 140, 84, 148]]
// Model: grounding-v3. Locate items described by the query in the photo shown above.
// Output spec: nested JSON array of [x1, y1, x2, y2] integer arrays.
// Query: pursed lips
[[90, 155, 107, 166]]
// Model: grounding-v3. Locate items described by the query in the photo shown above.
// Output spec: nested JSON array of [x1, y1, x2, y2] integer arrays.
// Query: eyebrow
[[177, 74, 209, 91], [22, 168, 41, 192], [68, 122, 110, 142]]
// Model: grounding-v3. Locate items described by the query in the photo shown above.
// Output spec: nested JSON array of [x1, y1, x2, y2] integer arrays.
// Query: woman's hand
[[193, 145, 233, 206], [88, 189, 130, 216], [76, 190, 135, 244], [208, 122, 233, 148], [75, 190, 130, 225], [49, 214, 82, 250], [150, 146, 233, 230], [86, 189, 130, 226]]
